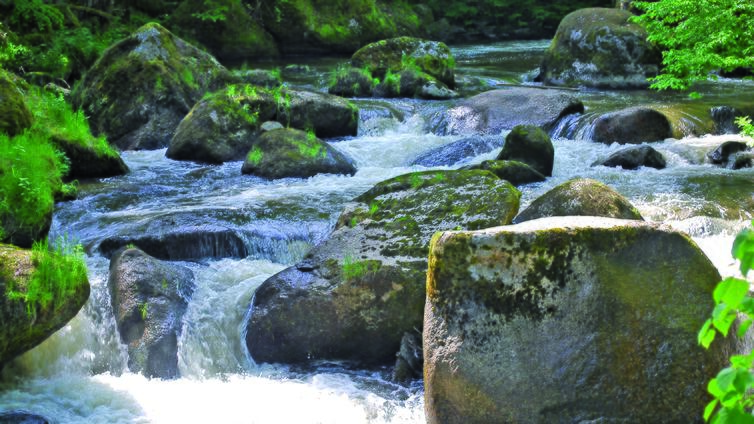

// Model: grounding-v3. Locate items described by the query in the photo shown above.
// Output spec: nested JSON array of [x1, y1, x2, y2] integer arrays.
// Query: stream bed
[[1, 40, 753, 423]]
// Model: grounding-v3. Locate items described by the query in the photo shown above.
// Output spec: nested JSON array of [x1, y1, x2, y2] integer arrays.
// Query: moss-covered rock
[[51, 135, 128, 179], [328, 67, 378, 97], [514, 178, 643, 223], [167, 86, 359, 163], [424, 217, 735, 423], [72, 22, 236, 150], [351, 37, 455, 87], [539, 8, 661, 88], [592, 144, 666, 170], [0, 244, 90, 368], [171, 0, 279, 61], [591, 107, 673, 144], [0, 69, 32, 137], [436, 88, 584, 136], [465, 160, 546, 186], [108, 247, 196, 379], [246, 169, 521, 365], [497, 125, 554, 176], [241, 128, 356, 179]]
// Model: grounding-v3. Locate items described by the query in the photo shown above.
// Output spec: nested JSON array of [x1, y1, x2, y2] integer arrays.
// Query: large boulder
[[0, 243, 90, 368], [246, 170, 521, 365], [72, 23, 235, 150], [538, 8, 661, 88], [167, 86, 358, 163], [514, 178, 643, 223], [352, 37, 455, 88], [241, 128, 356, 179], [108, 247, 196, 378], [411, 136, 503, 167], [424, 217, 736, 423], [592, 144, 666, 169], [592, 107, 673, 144], [0, 70, 32, 137], [171, 0, 279, 61], [497, 125, 554, 176], [464, 160, 546, 187], [436, 88, 584, 136]]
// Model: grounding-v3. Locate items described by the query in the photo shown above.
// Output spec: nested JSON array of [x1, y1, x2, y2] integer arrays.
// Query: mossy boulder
[[497, 125, 554, 176], [539, 8, 661, 89], [167, 86, 359, 163], [241, 128, 356, 179], [514, 178, 643, 223], [0, 244, 90, 368], [464, 160, 546, 186], [72, 22, 236, 150], [424, 217, 735, 423], [0, 70, 32, 137], [593, 144, 666, 170], [245, 169, 521, 365], [108, 247, 196, 379], [328, 67, 378, 97], [592, 107, 673, 144], [437, 88, 584, 136], [171, 0, 279, 61], [50, 136, 128, 179]]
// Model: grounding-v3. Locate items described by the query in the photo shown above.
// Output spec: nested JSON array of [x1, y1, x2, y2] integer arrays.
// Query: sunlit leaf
[[705, 399, 719, 422], [733, 226, 754, 276], [714, 278, 750, 306], [700, 318, 717, 348]]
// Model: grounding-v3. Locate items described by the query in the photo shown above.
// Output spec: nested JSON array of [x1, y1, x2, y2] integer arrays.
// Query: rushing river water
[[1, 40, 753, 423]]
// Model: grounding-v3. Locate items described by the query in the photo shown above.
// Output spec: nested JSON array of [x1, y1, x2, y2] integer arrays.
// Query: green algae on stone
[[0, 69, 32, 137]]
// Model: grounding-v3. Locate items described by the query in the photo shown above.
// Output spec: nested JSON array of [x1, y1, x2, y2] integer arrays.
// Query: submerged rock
[[464, 160, 546, 186], [0, 244, 90, 368], [591, 107, 673, 144], [707, 141, 752, 168], [411, 136, 503, 167], [246, 170, 520, 365], [538, 8, 661, 89], [241, 128, 356, 179], [592, 145, 666, 170], [436, 88, 584, 136], [108, 247, 196, 379], [497, 125, 554, 176], [514, 178, 643, 223], [0, 411, 50, 424], [72, 23, 235, 150], [424, 217, 736, 423]]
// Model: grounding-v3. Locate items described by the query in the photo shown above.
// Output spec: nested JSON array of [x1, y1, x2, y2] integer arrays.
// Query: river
[[0, 40, 752, 423]]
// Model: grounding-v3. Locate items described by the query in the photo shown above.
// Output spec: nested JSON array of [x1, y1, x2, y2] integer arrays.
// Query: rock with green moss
[[351, 37, 455, 87], [0, 244, 90, 368], [245, 169, 521, 365], [592, 107, 673, 144], [167, 86, 359, 163], [464, 160, 546, 186], [0, 70, 32, 137], [328, 67, 378, 97], [241, 128, 356, 179], [437, 88, 584, 136], [51, 135, 128, 179], [171, 0, 279, 61], [497, 125, 554, 176], [515, 178, 643, 223], [538, 8, 661, 89], [108, 247, 196, 379], [424, 216, 735, 423], [72, 22, 236, 150]]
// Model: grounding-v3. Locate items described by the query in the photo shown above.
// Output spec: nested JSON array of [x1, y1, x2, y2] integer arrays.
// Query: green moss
[[342, 255, 382, 281], [247, 146, 263, 165]]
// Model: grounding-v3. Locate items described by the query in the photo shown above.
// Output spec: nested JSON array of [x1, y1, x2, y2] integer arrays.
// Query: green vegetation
[[633, 0, 754, 91], [247, 146, 264, 165], [342, 255, 381, 281], [5, 237, 88, 317], [140, 302, 149, 320], [698, 222, 754, 422], [735, 116, 754, 141]]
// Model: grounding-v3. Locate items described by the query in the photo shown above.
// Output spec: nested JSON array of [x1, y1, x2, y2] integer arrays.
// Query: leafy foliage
[[9, 0, 64, 32], [698, 222, 754, 423], [633, 0, 754, 90], [735, 116, 754, 141]]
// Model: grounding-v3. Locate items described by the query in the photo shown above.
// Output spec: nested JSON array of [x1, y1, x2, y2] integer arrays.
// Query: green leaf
[[714, 278, 749, 306], [704, 399, 718, 422], [738, 319, 753, 339], [713, 304, 737, 337], [700, 318, 717, 348], [733, 226, 754, 276], [716, 367, 737, 392]]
